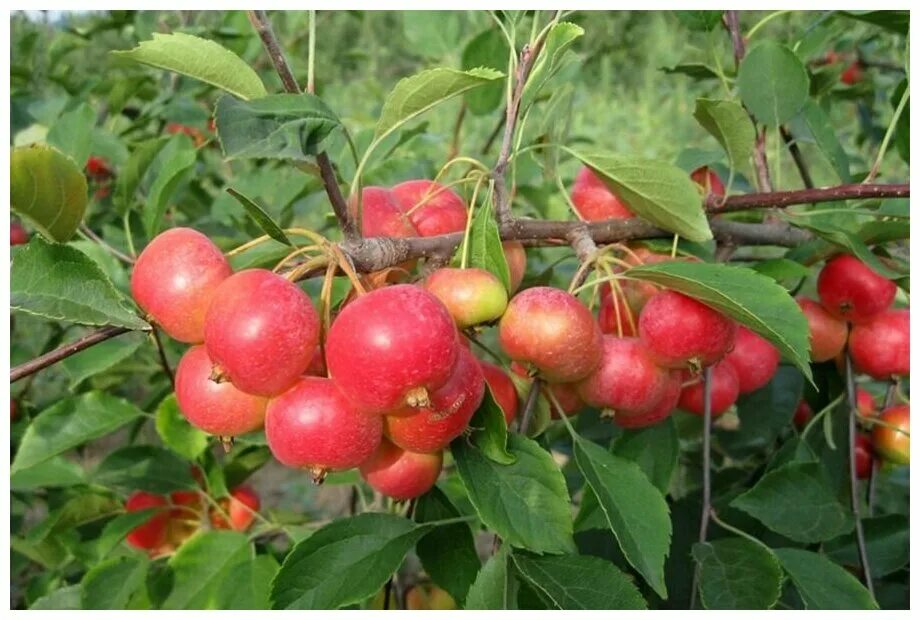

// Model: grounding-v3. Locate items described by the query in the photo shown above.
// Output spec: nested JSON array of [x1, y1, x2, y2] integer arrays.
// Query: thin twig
[[690, 365, 714, 610], [705, 182, 908, 212], [780, 126, 814, 189], [150, 325, 174, 387], [517, 377, 543, 436], [10, 326, 138, 383], [79, 224, 136, 263]]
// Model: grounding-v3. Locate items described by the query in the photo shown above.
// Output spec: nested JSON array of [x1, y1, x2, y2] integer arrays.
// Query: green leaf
[[693, 99, 755, 174], [81, 555, 149, 610], [513, 552, 646, 610], [461, 28, 506, 115], [271, 513, 432, 609], [10, 456, 85, 490], [159, 531, 252, 609], [226, 188, 293, 246], [625, 261, 813, 382], [452, 434, 574, 554], [567, 147, 711, 242], [824, 514, 910, 578], [460, 200, 512, 293], [114, 137, 168, 213], [144, 133, 196, 235], [839, 10, 909, 34], [784, 217, 903, 279], [87, 510, 164, 561], [31, 585, 82, 610], [800, 100, 850, 182], [520, 22, 585, 111], [215, 555, 279, 610], [374, 67, 503, 141], [155, 394, 209, 460], [751, 258, 812, 285], [46, 103, 95, 166], [414, 487, 481, 605], [215, 93, 342, 162], [738, 41, 810, 127], [466, 383, 514, 464], [12, 391, 146, 472], [731, 462, 854, 543], [573, 435, 671, 598], [94, 445, 197, 494], [674, 10, 724, 30], [28, 492, 121, 541], [660, 63, 719, 80], [465, 546, 517, 610], [692, 538, 783, 609], [61, 331, 146, 390], [774, 547, 879, 610], [10, 144, 88, 242], [11, 237, 146, 329], [112, 32, 267, 100], [611, 416, 679, 494]]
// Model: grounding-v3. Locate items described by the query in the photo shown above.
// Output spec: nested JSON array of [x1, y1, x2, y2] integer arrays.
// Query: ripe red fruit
[[85, 155, 113, 180], [841, 61, 863, 85], [816, 255, 896, 323], [570, 166, 634, 221], [175, 345, 267, 436], [212, 486, 260, 531], [797, 297, 848, 362], [503, 241, 527, 293], [690, 166, 725, 198], [166, 122, 206, 146], [204, 269, 320, 397], [391, 180, 467, 237], [724, 326, 780, 394], [125, 491, 170, 550], [405, 584, 457, 610], [511, 362, 585, 418], [638, 290, 737, 369], [614, 370, 682, 429], [265, 377, 383, 477], [479, 360, 519, 425], [598, 284, 638, 337], [793, 400, 813, 429], [10, 221, 29, 246], [166, 490, 201, 546], [848, 309, 909, 380], [359, 439, 443, 500], [499, 286, 603, 383], [853, 433, 874, 480], [385, 347, 484, 453], [424, 267, 508, 328], [872, 404, 910, 465], [131, 228, 233, 343], [855, 387, 877, 419], [327, 285, 459, 414], [677, 361, 740, 417], [576, 336, 670, 415], [349, 187, 418, 238]]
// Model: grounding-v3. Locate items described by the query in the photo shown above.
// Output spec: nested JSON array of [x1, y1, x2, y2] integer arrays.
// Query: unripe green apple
[[424, 267, 508, 328]]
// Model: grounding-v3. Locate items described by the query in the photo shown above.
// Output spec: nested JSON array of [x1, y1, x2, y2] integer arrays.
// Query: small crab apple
[[479, 360, 519, 425], [204, 269, 320, 397], [848, 309, 909, 380], [348, 186, 418, 238], [677, 361, 740, 417], [855, 387, 877, 419], [872, 404, 910, 465], [166, 490, 201, 546], [85, 155, 113, 180], [817, 255, 896, 323], [359, 439, 443, 501], [406, 584, 457, 610], [326, 284, 460, 415], [614, 370, 682, 429], [576, 336, 671, 415], [503, 241, 527, 293], [570, 166, 634, 221], [385, 347, 485, 453], [499, 286, 603, 383], [853, 433, 874, 479], [793, 400, 813, 429], [131, 227, 233, 343], [511, 362, 585, 418], [724, 326, 780, 394], [424, 267, 508, 328], [797, 297, 848, 362], [211, 486, 260, 531], [638, 290, 737, 369], [391, 179, 467, 237], [690, 166, 725, 198], [265, 377, 383, 479], [166, 122, 207, 147], [175, 346, 267, 437], [10, 221, 29, 246], [841, 61, 864, 85], [125, 491, 170, 550]]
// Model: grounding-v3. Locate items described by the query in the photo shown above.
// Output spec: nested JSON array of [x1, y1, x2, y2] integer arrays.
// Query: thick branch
[[705, 183, 909, 212], [10, 326, 137, 383]]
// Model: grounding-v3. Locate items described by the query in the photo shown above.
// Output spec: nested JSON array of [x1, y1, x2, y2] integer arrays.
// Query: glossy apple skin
[[797, 297, 848, 362], [405, 584, 457, 610], [853, 433, 874, 479], [175, 346, 267, 436], [385, 348, 484, 453], [570, 166, 634, 221], [817, 255, 896, 323], [359, 439, 443, 500], [424, 267, 508, 328], [793, 400, 813, 429], [479, 360, 519, 425], [724, 326, 780, 394], [503, 241, 527, 293], [690, 166, 726, 198], [576, 336, 670, 415], [499, 286, 603, 383], [326, 284, 460, 415], [265, 377, 382, 471], [10, 221, 29, 246], [212, 486, 260, 531], [872, 404, 909, 465], [614, 370, 682, 429], [131, 227, 233, 343], [638, 290, 737, 369], [204, 269, 320, 397], [678, 361, 740, 417], [125, 491, 170, 550], [855, 387, 877, 419], [849, 309, 909, 380], [349, 186, 418, 238], [391, 180, 467, 237]]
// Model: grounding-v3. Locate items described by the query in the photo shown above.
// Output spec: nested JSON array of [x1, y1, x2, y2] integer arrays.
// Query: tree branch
[[705, 182, 908, 212], [780, 126, 814, 189], [10, 326, 139, 383]]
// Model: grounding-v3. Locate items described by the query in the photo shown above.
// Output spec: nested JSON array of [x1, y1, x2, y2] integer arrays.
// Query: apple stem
[[690, 365, 713, 610], [517, 377, 543, 436]]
